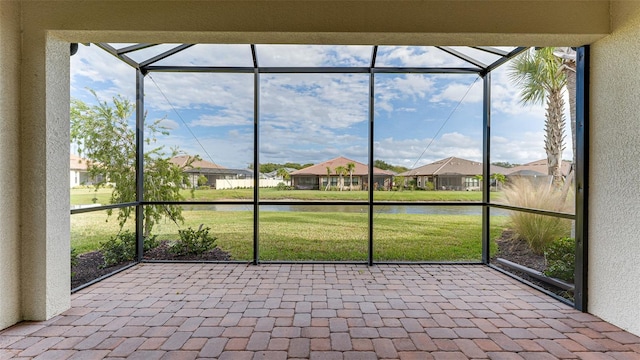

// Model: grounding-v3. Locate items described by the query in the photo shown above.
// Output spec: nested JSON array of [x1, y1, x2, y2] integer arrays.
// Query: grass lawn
[[71, 187, 492, 204], [71, 209, 509, 262]]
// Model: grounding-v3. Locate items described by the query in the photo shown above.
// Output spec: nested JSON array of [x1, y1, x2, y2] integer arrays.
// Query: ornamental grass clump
[[501, 177, 572, 254]]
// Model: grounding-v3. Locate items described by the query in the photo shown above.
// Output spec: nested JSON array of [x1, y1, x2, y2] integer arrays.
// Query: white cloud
[[144, 72, 254, 113], [374, 132, 483, 168], [260, 73, 369, 130], [70, 44, 135, 102], [257, 45, 371, 67], [375, 74, 436, 112], [431, 81, 483, 103], [489, 65, 546, 117], [157, 118, 179, 130], [153, 44, 254, 67], [376, 46, 467, 67], [191, 112, 253, 127]]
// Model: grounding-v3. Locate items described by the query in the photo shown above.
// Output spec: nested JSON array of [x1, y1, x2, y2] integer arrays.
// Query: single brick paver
[[0, 264, 639, 359]]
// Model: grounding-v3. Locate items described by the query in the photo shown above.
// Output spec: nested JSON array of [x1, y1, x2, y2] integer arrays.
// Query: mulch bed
[[71, 240, 232, 290], [493, 229, 546, 271], [492, 229, 574, 300]]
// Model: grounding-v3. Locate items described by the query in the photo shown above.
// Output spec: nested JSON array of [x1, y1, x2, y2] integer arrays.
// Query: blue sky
[[70, 44, 571, 170]]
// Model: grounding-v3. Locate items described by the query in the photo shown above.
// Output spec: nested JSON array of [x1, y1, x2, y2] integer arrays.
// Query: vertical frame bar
[[252, 45, 260, 265], [482, 72, 491, 264], [368, 71, 375, 266], [574, 46, 589, 311], [135, 69, 145, 261]]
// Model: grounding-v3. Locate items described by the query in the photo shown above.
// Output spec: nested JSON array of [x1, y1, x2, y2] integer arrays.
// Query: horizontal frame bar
[[70, 202, 138, 215], [143, 65, 483, 75], [488, 203, 576, 220]]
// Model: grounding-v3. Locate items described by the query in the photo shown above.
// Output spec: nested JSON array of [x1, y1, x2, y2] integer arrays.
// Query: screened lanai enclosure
[[70, 44, 587, 309]]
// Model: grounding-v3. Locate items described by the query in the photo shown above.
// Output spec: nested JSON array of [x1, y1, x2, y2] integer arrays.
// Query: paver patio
[[1, 264, 639, 359]]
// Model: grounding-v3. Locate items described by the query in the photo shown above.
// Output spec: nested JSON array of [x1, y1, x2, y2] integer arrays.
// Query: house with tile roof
[[169, 155, 253, 189], [505, 159, 573, 186], [398, 157, 509, 191], [506, 159, 572, 177], [289, 156, 394, 190], [69, 154, 103, 188]]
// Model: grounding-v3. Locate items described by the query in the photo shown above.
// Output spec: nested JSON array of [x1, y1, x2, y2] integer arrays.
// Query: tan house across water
[[398, 157, 509, 191], [290, 156, 394, 190], [169, 155, 253, 189]]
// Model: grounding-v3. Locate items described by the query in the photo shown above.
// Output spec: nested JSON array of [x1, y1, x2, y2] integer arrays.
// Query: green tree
[[346, 162, 356, 191], [374, 159, 409, 174], [71, 92, 194, 237], [509, 47, 567, 187], [197, 174, 208, 187], [491, 161, 518, 168], [394, 176, 405, 191], [276, 168, 290, 182]]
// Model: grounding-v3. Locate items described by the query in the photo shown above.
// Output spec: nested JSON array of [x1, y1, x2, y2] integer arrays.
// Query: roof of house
[[506, 159, 572, 177], [289, 156, 394, 176], [398, 157, 509, 177], [261, 168, 297, 179], [70, 154, 90, 171], [169, 155, 226, 170]]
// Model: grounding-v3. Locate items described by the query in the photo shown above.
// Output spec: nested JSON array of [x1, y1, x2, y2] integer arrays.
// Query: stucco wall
[[0, 0, 23, 330], [589, 1, 640, 336]]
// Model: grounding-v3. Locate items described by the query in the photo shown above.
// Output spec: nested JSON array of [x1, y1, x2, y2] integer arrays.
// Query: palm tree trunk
[[545, 89, 566, 188], [564, 63, 577, 165]]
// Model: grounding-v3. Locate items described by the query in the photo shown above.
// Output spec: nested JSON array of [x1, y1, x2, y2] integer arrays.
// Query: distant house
[[261, 168, 296, 181], [506, 159, 573, 185], [170, 155, 253, 189], [69, 154, 103, 188], [289, 156, 394, 190], [70, 154, 89, 188], [397, 157, 509, 191]]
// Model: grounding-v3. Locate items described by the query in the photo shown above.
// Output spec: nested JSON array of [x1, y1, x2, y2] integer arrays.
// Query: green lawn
[[71, 209, 508, 262], [71, 187, 491, 204]]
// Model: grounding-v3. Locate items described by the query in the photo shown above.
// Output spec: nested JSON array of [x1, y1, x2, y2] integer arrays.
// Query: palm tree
[[325, 166, 332, 191], [509, 47, 567, 187], [553, 47, 577, 167], [334, 165, 347, 191], [346, 162, 356, 191], [276, 168, 290, 185], [490, 173, 506, 191]]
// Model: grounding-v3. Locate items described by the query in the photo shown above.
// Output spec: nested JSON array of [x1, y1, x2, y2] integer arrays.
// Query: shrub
[[100, 231, 158, 267], [424, 181, 435, 191], [543, 237, 575, 282], [198, 185, 211, 190], [501, 178, 572, 254], [169, 225, 217, 256], [197, 175, 208, 187], [276, 182, 290, 191]]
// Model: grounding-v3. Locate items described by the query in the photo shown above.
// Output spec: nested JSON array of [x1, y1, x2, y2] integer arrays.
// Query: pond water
[[185, 204, 509, 216]]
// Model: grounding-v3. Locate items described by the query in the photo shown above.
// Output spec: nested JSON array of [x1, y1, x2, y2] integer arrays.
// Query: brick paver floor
[[1, 264, 639, 359]]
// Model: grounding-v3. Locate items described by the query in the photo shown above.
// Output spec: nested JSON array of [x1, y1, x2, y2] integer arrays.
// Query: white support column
[[19, 30, 71, 320]]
